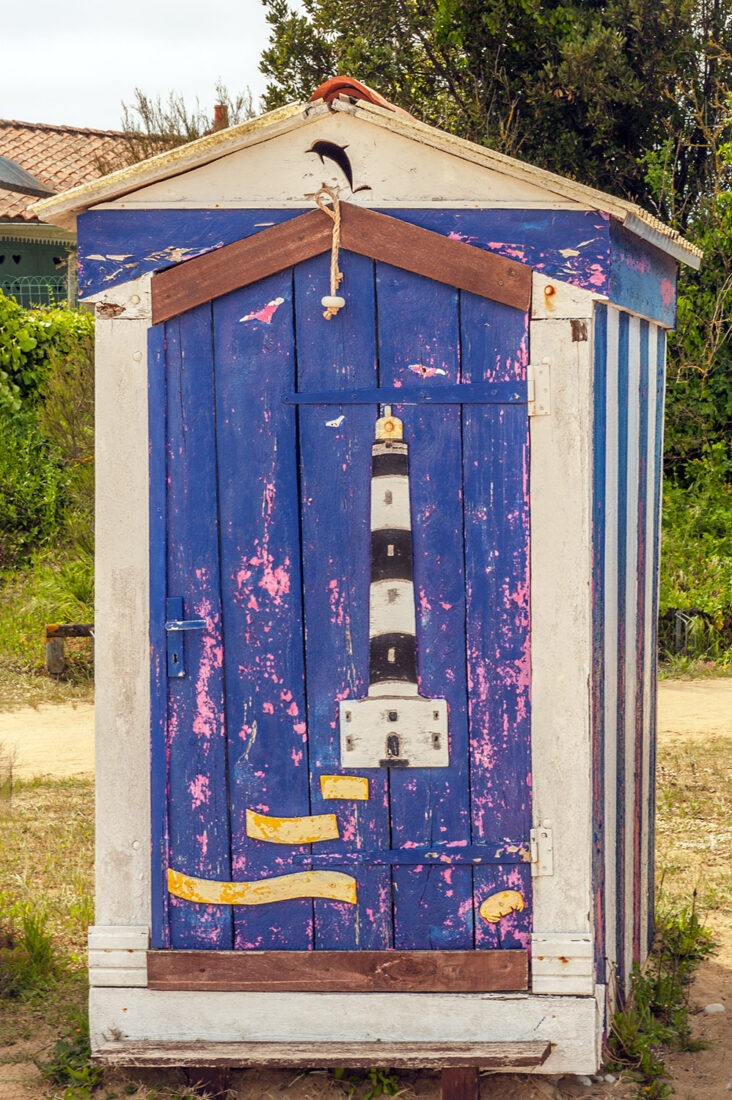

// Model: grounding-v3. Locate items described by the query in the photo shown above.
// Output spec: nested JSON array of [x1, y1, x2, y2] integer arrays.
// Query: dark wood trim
[[150, 204, 531, 324], [147, 948, 528, 993], [94, 1039, 552, 1070], [151, 209, 331, 324], [442, 1067, 481, 1100], [339, 204, 531, 311]]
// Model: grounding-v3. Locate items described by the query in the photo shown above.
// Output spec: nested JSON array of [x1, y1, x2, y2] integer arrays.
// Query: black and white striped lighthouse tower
[[340, 407, 449, 768]]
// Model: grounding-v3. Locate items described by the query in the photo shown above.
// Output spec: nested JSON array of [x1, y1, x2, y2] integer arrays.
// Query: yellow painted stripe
[[479, 889, 525, 924], [168, 868, 357, 906], [245, 809, 340, 844], [320, 775, 370, 801]]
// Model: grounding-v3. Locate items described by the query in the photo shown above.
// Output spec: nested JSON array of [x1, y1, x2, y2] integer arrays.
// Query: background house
[[0, 120, 130, 306]]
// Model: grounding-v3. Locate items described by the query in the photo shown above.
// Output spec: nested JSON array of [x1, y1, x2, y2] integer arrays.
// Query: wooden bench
[[93, 1039, 552, 1099], [45, 623, 94, 677]]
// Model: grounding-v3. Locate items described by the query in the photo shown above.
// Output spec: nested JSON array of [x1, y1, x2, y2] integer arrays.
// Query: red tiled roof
[[0, 120, 131, 223]]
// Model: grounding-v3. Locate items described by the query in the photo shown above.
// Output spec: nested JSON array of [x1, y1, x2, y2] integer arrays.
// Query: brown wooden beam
[[151, 209, 331, 324], [442, 1067, 481, 1100], [339, 204, 531, 311], [150, 204, 531, 324], [147, 948, 528, 993], [94, 1039, 552, 1070]]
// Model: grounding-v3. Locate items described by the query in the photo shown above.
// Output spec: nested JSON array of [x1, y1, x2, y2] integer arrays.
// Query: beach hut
[[35, 78, 700, 1097]]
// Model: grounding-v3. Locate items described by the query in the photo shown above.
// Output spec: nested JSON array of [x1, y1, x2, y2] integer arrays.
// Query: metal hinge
[[527, 360, 551, 417], [530, 821, 554, 877]]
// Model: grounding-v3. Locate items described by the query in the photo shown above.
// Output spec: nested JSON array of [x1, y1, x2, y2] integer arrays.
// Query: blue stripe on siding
[[149, 323, 169, 948], [648, 327, 667, 952], [634, 322, 651, 963], [615, 311, 630, 988], [591, 304, 608, 979]]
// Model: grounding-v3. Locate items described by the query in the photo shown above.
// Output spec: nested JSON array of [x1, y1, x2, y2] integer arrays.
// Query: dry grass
[[0, 663, 94, 712], [655, 736, 732, 955]]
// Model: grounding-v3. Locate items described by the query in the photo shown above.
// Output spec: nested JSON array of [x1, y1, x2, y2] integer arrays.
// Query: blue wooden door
[[150, 248, 532, 957]]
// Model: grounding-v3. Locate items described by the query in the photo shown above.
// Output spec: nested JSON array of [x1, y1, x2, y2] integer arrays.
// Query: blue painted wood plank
[[474, 864, 532, 950], [163, 305, 232, 949], [212, 274, 314, 951], [77, 209, 301, 297], [615, 311, 631, 985], [376, 262, 474, 951], [148, 322, 170, 948], [460, 293, 532, 951], [610, 222, 677, 328], [78, 208, 612, 300], [295, 250, 393, 949]]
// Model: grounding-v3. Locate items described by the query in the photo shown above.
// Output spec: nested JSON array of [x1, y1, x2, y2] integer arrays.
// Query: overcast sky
[[3, 0, 273, 131]]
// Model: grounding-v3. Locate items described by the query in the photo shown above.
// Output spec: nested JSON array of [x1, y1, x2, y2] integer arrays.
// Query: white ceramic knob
[[321, 295, 346, 310]]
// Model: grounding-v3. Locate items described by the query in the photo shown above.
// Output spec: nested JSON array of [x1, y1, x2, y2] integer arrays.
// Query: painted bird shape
[[307, 141, 371, 193]]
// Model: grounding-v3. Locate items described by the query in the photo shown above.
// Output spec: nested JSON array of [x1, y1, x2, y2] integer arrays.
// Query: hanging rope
[[315, 185, 345, 320]]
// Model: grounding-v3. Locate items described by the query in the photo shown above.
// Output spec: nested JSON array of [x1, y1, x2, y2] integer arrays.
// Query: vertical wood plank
[[441, 1067, 480, 1100], [164, 306, 232, 949], [376, 262, 473, 950], [591, 304, 608, 978], [633, 321, 650, 964], [213, 273, 314, 950], [296, 250, 393, 949], [149, 323, 170, 948], [615, 310, 631, 987], [460, 293, 532, 951]]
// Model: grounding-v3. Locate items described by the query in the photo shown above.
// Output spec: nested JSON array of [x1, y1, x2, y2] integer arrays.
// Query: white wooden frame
[[88, 269, 605, 1073]]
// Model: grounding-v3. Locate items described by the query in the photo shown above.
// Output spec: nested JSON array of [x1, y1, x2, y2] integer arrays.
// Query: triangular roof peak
[[32, 91, 700, 268]]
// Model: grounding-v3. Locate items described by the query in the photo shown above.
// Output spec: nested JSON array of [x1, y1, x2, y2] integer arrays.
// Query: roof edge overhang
[[0, 220, 75, 246], [31, 94, 702, 269]]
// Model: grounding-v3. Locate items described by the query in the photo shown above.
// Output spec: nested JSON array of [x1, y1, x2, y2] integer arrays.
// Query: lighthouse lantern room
[[34, 76, 700, 1091]]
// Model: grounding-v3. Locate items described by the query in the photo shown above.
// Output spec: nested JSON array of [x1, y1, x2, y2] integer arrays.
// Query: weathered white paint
[[92, 275, 152, 929], [89, 988, 602, 1073], [88, 928, 149, 988], [95, 111, 571, 211], [531, 934, 595, 995], [529, 276, 596, 943], [340, 695, 449, 768], [640, 328, 663, 959], [531, 273, 608, 319], [371, 476, 411, 530]]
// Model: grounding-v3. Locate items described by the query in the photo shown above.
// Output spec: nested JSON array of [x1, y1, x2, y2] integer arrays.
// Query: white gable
[[95, 109, 583, 211]]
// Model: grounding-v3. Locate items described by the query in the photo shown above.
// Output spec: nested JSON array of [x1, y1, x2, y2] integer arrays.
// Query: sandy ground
[[0, 680, 729, 1099], [2, 678, 727, 781]]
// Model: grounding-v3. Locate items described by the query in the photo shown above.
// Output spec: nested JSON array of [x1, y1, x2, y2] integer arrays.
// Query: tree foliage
[[261, 0, 732, 212]]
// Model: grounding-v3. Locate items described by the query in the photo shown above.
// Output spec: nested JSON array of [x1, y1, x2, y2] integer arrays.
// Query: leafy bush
[[659, 442, 732, 660], [0, 408, 67, 570]]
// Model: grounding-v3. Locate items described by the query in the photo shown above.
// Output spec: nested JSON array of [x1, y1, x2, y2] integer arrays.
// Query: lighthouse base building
[[35, 79, 699, 1090]]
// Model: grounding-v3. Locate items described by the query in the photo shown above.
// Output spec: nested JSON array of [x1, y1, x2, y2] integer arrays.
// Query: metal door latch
[[165, 597, 206, 678]]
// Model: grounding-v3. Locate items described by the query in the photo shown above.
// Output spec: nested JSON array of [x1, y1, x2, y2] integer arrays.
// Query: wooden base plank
[[147, 949, 528, 993], [442, 1067, 480, 1100], [93, 1040, 552, 1070]]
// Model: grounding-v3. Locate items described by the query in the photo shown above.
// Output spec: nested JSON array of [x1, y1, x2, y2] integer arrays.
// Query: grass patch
[[606, 902, 716, 1098]]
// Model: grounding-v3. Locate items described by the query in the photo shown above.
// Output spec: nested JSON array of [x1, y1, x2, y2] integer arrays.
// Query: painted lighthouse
[[339, 407, 449, 768]]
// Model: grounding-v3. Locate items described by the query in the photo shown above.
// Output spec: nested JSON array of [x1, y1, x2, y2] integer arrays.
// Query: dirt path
[[2, 678, 729, 780]]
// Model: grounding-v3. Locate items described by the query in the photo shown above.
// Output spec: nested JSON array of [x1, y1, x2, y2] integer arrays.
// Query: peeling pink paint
[[189, 774, 210, 808], [660, 278, 675, 307], [239, 296, 285, 324]]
